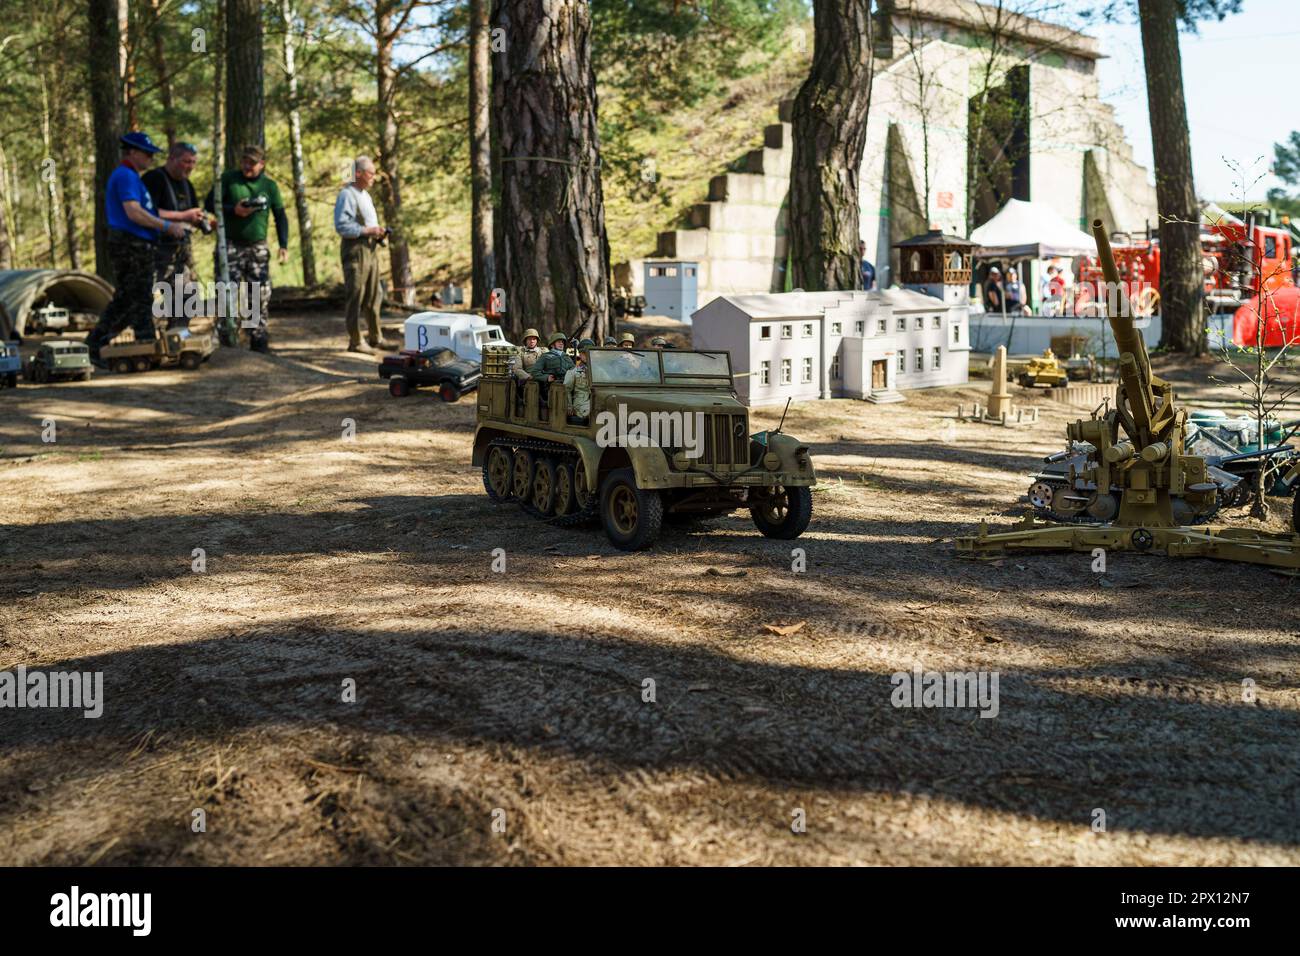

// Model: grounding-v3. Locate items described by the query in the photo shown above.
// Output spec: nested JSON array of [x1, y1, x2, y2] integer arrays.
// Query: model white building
[[691, 231, 975, 406]]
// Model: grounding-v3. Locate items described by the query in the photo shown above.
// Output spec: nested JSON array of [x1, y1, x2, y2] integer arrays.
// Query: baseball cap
[[120, 131, 163, 155]]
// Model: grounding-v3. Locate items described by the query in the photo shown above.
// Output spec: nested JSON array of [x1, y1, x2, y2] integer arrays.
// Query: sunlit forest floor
[[2, 316, 1298, 865]]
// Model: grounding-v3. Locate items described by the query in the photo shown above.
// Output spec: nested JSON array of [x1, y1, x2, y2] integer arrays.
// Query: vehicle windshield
[[590, 349, 662, 384], [475, 328, 503, 343], [662, 351, 731, 378], [430, 349, 458, 366]]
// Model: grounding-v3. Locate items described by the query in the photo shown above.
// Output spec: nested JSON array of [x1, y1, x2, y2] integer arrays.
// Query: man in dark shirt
[[142, 142, 208, 328]]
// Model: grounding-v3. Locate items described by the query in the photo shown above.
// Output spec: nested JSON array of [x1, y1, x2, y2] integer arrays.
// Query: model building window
[[952, 324, 960, 343], [436, 326, 450, 335], [781, 324, 792, 339], [896, 317, 906, 332], [831, 354, 841, 380], [686, 267, 696, 277], [830, 321, 842, 335], [876, 318, 886, 334], [760, 325, 771, 340], [857, 320, 866, 334], [932, 315, 941, 329], [801, 356, 813, 383], [802, 323, 813, 338], [781, 358, 792, 384], [897, 351, 906, 373], [759, 360, 770, 385], [932, 346, 942, 370], [914, 316, 924, 331], [914, 348, 923, 372]]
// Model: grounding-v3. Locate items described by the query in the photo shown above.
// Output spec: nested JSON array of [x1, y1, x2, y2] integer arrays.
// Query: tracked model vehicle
[[472, 346, 816, 550]]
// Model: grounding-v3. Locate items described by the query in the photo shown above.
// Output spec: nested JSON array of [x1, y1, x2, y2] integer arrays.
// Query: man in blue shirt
[[85, 131, 187, 363]]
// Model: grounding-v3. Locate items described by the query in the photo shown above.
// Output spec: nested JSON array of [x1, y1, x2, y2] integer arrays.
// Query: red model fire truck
[[1074, 206, 1296, 318]]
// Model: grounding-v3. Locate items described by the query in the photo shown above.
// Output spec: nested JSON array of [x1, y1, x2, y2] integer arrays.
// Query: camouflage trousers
[[86, 231, 158, 355], [154, 239, 195, 329], [217, 240, 272, 331]]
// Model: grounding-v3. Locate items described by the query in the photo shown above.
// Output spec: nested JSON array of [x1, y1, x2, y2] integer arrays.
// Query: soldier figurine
[[564, 338, 594, 420], [514, 327, 546, 381], [650, 336, 667, 349], [619, 332, 636, 349], [530, 331, 575, 383]]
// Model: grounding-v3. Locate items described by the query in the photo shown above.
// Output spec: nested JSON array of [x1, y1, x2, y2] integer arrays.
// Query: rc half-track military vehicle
[[472, 345, 816, 550]]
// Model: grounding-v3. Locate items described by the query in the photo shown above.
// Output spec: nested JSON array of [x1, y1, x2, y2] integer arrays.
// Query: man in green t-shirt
[[204, 144, 290, 352]]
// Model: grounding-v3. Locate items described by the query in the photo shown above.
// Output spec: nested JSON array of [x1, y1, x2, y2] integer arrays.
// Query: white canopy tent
[[970, 198, 1098, 259]]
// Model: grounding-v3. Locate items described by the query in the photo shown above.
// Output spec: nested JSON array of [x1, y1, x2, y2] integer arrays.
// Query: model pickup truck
[[379, 346, 481, 400]]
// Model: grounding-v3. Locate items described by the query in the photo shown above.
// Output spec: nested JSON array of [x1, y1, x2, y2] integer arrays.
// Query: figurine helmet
[[619, 332, 636, 345], [650, 336, 667, 347], [549, 331, 568, 346], [522, 328, 540, 342]]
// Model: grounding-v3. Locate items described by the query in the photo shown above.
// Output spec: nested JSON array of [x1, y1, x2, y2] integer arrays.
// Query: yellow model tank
[[1017, 348, 1069, 389]]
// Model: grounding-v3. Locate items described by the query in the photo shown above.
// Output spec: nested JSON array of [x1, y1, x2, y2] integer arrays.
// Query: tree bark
[[1138, 0, 1203, 354], [88, 0, 125, 281], [146, 0, 176, 145], [225, 0, 264, 167], [280, 0, 316, 285], [39, 76, 60, 268], [119, 0, 137, 130], [376, 2, 415, 304], [0, 139, 12, 270], [491, 0, 611, 341], [789, 0, 874, 292], [469, 0, 494, 309]]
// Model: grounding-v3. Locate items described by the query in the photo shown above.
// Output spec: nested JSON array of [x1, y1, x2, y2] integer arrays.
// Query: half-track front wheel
[[599, 467, 663, 551], [179, 351, 202, 371], [483, 444, 514, 502], [749, 485, 812, 539]]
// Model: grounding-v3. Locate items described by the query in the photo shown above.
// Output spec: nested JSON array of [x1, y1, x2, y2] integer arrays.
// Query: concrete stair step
[[866, 389, 906, 404]]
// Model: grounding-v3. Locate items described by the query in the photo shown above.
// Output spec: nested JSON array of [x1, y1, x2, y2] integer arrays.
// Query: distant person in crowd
[[1004, 269, 1024, 315], [859, 240, 876, 290], [205, 144, 289, 352], [85, 131, 186, 364], [333, 155, 387, 354], [984, 266, 1004, 313], [142, 141, 209, 329], [1040, 264, 1064, 316]]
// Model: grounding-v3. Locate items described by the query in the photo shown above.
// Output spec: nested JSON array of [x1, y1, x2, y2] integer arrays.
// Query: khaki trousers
[[342, 236, 382, 347]]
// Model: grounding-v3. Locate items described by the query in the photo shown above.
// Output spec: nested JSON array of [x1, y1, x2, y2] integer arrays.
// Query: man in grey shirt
[[334, 156, 387, 352]]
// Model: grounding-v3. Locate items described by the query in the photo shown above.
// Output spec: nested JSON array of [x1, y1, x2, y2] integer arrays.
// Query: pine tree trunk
[[39, 76, 60, 268], [469, 0, 494, 309], [147, 0, 176, 145], [280, 0, 315, 285], [0, 137, 11, 270], [88, 0, 124, 281], [1138, 0, 1203, 355], [119, 0, 137, 130], [376, 3, 415, 304], [789, 0, 874, 292], [225, 0, 264, 167], [491, 0, 611, 342]]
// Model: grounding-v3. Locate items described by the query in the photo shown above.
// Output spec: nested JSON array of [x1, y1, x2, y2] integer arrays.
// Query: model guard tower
[[956, 220, 1300, 569], [893, 229, 978, 306]]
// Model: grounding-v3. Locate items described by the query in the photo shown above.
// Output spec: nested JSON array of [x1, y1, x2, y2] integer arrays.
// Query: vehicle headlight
[[763, 452, 781, 471]]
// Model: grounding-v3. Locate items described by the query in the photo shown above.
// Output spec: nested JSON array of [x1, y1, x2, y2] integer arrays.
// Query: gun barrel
[[1091, 221, 1145, 360]]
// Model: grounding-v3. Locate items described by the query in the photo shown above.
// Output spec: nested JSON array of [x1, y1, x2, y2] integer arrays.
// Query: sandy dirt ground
[[2, 313, 1298, 866]]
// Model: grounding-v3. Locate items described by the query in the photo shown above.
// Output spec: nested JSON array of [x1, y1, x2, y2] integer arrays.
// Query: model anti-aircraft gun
[[956, 219, 1300, 568]]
